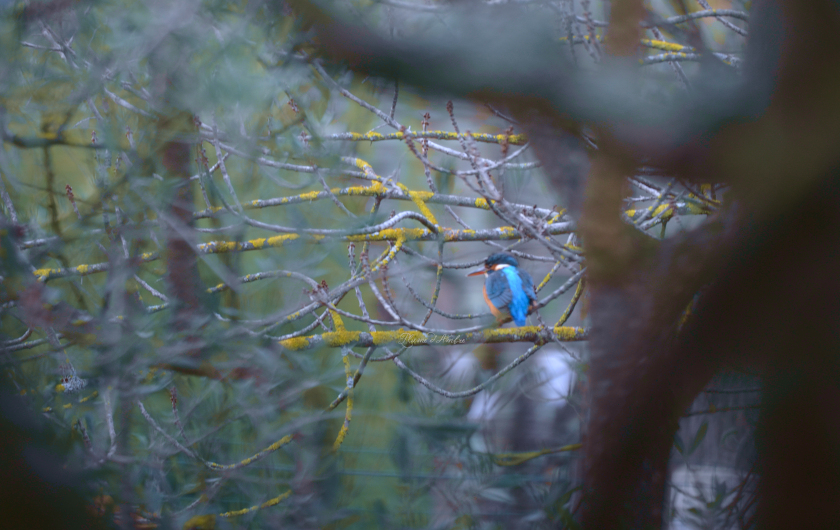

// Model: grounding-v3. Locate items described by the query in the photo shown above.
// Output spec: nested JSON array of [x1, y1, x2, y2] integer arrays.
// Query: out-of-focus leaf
[[673, 432, 685, 454], [688, 421, 709, 455]]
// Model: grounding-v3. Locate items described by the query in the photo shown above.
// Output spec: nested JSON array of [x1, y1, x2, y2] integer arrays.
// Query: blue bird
[[468, 253, 537, 327]]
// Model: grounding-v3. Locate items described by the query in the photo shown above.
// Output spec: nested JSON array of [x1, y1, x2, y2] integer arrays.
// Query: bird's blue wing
[[519, 270, 537, 304], [485, 271, 513, 311]]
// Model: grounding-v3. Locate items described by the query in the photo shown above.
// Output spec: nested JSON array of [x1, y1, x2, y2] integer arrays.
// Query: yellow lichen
[[554, 326, 587, 340], [279, 336, 310, 350], [32, 268, 52, 279], [298, 190, 320, 201], [322, 330, 360, 345], [406, 190, 438, 225], [641, 38, 687, 53], [379, 329, 423, 345], [266, 434, 294, 451], [444, 228, 476, 242], [626, 203, 671, 220], [260, 234, 299, 248], [217, 490, 292, 519], [330, 310, 346, 332], [199, 240, 239, 253], [346, 228, 428, 242]]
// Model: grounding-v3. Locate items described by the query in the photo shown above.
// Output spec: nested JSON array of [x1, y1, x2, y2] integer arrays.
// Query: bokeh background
[[0, 1, 759, 528]]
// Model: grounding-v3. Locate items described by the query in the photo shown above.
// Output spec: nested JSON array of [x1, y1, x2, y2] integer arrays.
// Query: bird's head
[[467, 252, 519, 276]]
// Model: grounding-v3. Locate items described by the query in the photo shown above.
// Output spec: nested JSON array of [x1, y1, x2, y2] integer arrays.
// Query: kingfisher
[[468, 253, 537, 327]]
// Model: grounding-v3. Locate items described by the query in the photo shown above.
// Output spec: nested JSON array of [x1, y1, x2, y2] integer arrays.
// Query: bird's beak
[[467, 267, 485, 277]]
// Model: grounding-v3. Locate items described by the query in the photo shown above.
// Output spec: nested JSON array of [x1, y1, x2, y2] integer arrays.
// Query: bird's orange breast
[[483, 284, 502, 318]]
